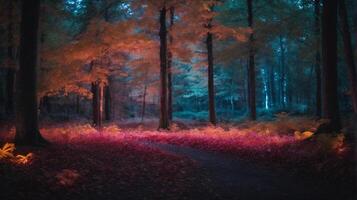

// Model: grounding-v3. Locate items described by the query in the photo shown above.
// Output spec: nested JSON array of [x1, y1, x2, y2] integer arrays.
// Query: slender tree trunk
[[230, 78, 234, 112], [247, 0, 256, 120], [206, 21, 217, 125], [141, 84, 147, 123], [355, 2, 357, 64], [279, 35, 286, 109], [6, 0, 16, 116], [15, 0, 47, 145], [91, 82, 99, 126], [103, 5, 112, 121], [242, 60, 248, 109], [230, 96, 234, 112], [338, 0, 357, 113], [286, 63, 290, 108], [104, 84, 111, 121], [320, 0, 341, 132], [167, 7, 174, 122], [315, 0, 322, 117], [269, 64, 276, 108], [98, 82, 103, 128], [158, 6, 169, 130]]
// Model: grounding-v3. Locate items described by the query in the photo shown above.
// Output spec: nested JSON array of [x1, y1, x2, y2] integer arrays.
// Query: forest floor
[[144, 141, 352, 200], [0, 117, 356, 200]]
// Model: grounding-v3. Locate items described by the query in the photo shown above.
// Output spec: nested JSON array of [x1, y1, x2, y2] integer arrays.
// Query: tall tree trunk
[[279, 35, 286, 109], [338, 0, 357, 113], [167, 6, 174, 122], [6, 0, 16, 116], [91, 82, 99, 126], [242, 60, 248, 109], [355, 1, 357, 64], [320, 0, 341, 132], [230, 78, 234, 112], [206, 20, 217, 125], [104, 84, 111, 121], [98, 82, 103, 128], [15, 0, 47, 145], [103, 5, 112, 121], [269, 64, 276, 108], [141, 84, 147, 123], [314, 0, 322, 117], [158, 6, 169, 130], [247, 0, 256, 120]]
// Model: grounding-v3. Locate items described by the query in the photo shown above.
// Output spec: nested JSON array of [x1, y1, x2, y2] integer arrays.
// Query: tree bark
[[314, 0, 322, 117], [279, 35, 286, 109], [206, 20, 217, 125], [269, 64, 276, 108], [247, 0, 256, 120], [158, 6, 169, 130], [320, 0, 341, 132], [230, 78, 234, 113], [98, 82, 103, 128], [91, 82, 99, 126], [104, 84, 111, 121], [141, 84, 147, 123], [92, 81, 104, 129], [6, 0, 16, 116], [338, 0, 357, 113], [167, 6, 174, 122], [15, 0, 47, 145], [103, 4, 112, 122]]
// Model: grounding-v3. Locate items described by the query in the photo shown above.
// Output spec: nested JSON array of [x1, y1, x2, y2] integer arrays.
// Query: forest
[[0, 0, 356, 199]]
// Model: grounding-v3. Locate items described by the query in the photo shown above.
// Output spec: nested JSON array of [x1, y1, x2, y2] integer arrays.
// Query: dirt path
[[143, 141, 353, 200]]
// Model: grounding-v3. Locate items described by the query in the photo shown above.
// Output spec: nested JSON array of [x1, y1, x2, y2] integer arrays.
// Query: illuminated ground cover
[[0, 125, 216, 200], [0, 120, 355, 200]]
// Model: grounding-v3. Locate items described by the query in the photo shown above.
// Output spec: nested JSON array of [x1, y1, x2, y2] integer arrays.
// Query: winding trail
[[142, 141, 352, 200]]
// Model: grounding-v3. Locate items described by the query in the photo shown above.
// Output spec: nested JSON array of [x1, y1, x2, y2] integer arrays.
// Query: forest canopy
[[0, 0, 356, 132]]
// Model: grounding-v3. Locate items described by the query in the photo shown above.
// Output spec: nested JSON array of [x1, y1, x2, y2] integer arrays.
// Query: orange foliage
[[39, 0, 249, 100], [0, 143, 33, 165]]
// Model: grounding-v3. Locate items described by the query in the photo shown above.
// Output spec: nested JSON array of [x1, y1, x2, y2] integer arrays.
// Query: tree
[[279, 35, 286, 109], [104, 81, 112, 121], [206, 5, 217, 125], [91, 79, 100, 127], [338, 0, 357, 113], [86, 0, 103, 129], [247, 0, 256, 120], [158, 5, 169, 129], [314, 0, 322, 117], [141, 84, 147, 122], [320, 0, 341, 132], [175, 0, 248, 123], [168, 6, 175, 121], [15, 0, 47, 145], [5, 0, 16, 116]]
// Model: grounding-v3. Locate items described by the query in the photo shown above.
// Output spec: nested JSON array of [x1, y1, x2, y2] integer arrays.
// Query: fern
[[0, 143, 15, 159], [15, 153, 34, 165], [0, 143, 33, 165]]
